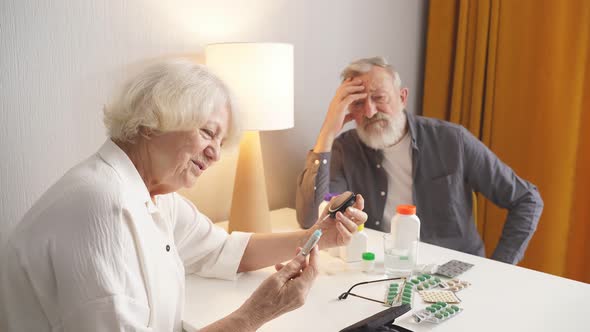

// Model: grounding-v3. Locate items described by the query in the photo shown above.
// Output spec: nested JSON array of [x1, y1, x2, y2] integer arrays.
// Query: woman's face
[[145, 106, 229, 193]]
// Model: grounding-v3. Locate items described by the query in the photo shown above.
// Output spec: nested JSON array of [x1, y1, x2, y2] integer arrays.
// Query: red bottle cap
[[396, 204, 416, 215]]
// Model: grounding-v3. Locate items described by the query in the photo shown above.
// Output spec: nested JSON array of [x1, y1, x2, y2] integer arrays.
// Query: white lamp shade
[[205, 43, 294, 131]]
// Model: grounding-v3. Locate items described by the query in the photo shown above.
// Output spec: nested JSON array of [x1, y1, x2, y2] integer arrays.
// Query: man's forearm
[[492, 188, 544, 264], [313, 130, 336, 153]]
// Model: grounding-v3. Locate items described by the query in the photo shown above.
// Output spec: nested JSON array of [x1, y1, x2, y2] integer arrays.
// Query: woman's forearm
[[238, 230, 309, 272], [199, 304, 264, 332]]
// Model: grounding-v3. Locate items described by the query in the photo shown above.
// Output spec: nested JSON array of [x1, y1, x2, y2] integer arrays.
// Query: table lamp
[[205, 42, 294, 233]]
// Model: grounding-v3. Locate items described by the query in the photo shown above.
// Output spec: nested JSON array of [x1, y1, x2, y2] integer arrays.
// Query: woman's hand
[[312, 192, 367, 249], [235, 246, 319, 331]]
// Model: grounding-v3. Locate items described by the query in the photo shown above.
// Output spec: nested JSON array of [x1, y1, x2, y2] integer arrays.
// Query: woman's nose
[[205, 143, 221, 162]]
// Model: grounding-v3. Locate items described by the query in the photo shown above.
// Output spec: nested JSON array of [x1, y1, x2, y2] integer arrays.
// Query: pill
[[443, 311, 449, 317], [411, 279, 420, 284], [451, 305, 460, 311], [417, 276, 426, 281], [426, 307, 436, 313], [435, 313, 443, 319]]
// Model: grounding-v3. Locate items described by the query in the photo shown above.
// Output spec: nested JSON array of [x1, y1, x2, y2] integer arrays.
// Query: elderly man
[[296, 56, 543, 264]]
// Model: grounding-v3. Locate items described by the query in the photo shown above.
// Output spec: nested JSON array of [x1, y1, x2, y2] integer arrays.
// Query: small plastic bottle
[[341, 224, 368, 263], [384, 205, 420, 277], [361, 252, 376, 273]]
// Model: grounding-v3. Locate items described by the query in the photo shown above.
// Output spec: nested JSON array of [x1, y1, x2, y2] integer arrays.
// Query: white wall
[[0, 0, 428, 244]]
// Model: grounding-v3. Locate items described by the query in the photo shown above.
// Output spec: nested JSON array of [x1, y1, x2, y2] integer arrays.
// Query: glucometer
[[327, 191, 357, 218]]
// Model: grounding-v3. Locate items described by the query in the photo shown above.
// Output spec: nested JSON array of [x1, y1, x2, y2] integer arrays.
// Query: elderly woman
[[0, 59, 367, 331]]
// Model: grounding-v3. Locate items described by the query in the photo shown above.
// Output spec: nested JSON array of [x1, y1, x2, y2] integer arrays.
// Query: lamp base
[[228, 131, 271, 233]]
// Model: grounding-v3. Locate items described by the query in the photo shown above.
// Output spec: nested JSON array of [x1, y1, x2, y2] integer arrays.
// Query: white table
[[183, 208, 589, 331]]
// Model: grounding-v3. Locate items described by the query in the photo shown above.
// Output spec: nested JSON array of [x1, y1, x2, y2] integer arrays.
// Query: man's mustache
[[363, 113, 390, 128]]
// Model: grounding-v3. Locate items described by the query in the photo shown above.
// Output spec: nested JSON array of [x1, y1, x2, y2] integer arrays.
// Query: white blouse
[[0, 140, 251, 331]]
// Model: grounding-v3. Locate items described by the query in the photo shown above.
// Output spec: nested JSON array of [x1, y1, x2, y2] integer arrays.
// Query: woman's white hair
[[340, 56, 402, 89], [104, 58, 241, 147]]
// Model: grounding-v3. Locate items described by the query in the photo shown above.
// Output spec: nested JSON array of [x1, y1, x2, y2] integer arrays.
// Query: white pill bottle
[[385, 205, 420, 277]]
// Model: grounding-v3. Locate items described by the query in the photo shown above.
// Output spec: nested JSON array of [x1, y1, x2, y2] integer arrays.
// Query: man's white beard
[[356, 111, 407, 149]]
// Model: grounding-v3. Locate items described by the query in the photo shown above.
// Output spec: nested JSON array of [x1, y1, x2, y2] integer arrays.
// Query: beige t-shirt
[[382, 132, 414, 230]]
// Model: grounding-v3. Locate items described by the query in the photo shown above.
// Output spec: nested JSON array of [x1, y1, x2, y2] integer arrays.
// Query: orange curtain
[[422, 0, 590, 282]]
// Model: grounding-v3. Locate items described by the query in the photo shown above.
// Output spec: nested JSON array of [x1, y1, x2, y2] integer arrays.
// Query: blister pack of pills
[[408, 274, 443, 291], [413, 302, 463, 323], [418, 290, 461, 303], [435, 260, 474, 278], [384, 274, 444, 307], [439, 278, 471, 292], [384, 280, 414, 307]]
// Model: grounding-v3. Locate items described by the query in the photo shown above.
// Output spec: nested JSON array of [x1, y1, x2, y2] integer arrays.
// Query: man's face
[[348, 67, 408, 148]]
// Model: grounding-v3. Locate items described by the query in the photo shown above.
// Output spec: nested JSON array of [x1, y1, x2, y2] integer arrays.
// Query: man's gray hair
[[104, 58, 240, 147], [340, 56, 402, 89]]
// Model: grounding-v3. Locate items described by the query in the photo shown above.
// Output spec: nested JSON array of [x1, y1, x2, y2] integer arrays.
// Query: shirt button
[[322, 159, 327, 165], [375, 220, 380, 225], [380, 191, 386, 196], [165, 245, 170, 252], [314, 160, 319, 165], [376, 164, 381, 168], [313, 186, 317, 191]]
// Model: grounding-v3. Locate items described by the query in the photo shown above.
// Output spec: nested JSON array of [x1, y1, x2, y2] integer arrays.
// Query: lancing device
[[301, 229, 322, 256], [320, 191, 357, 222]]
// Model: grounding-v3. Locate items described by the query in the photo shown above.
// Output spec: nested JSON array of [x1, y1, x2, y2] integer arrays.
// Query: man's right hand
[[313, 78, 367, 153]]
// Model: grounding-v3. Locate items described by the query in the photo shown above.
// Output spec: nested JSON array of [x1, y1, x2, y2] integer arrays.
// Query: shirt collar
[[97, 139, 155, 210]]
